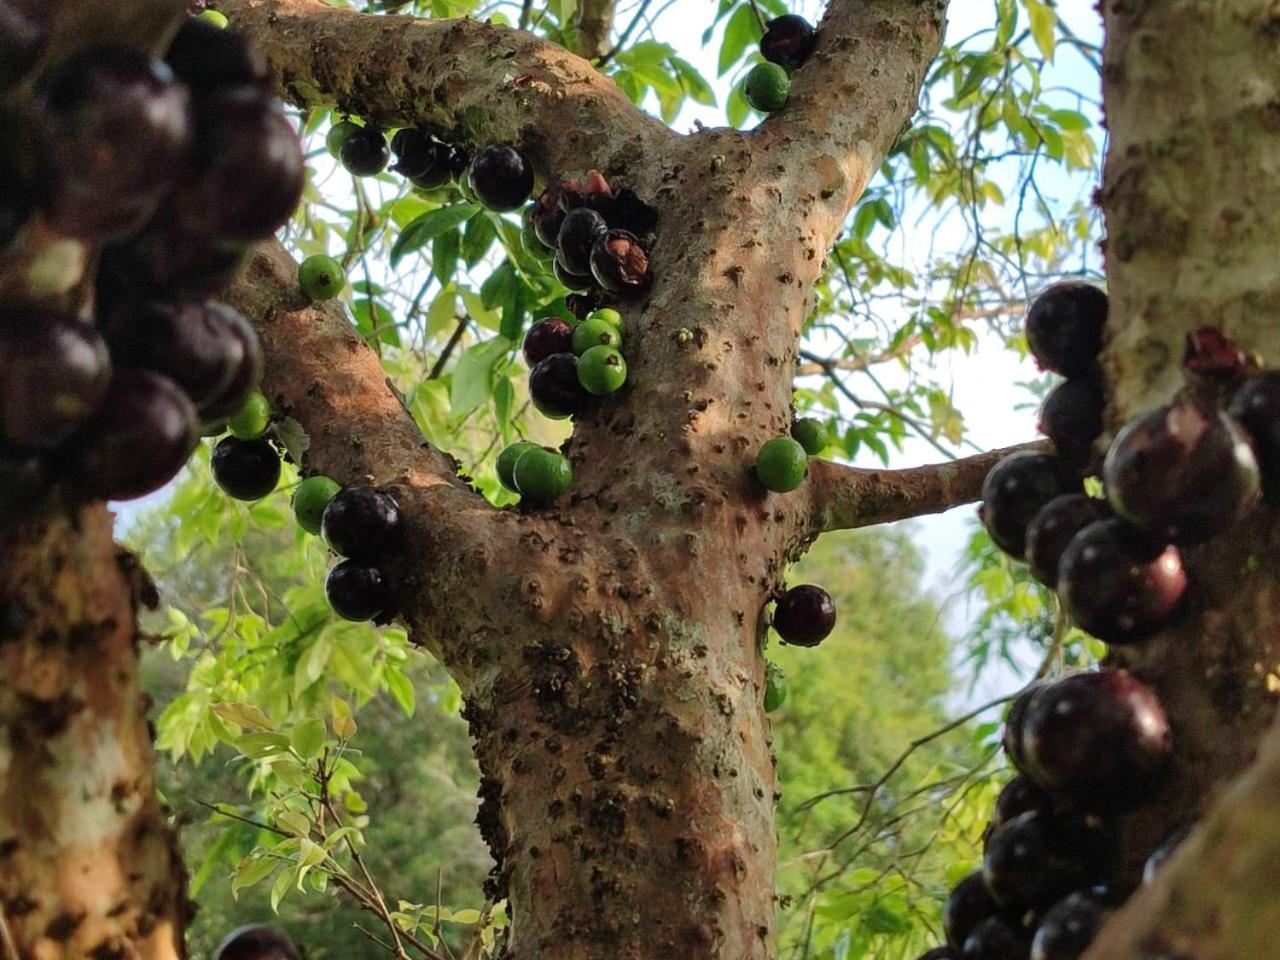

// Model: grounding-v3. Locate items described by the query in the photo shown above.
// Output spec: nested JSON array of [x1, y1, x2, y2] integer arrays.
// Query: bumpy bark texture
[[1087, 0, 1280, 956], [214, 3, 957, 958]]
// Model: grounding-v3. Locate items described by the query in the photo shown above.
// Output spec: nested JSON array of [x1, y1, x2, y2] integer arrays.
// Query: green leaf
[[450, 336, 513, 419], [389, 204, 479, 266], [462, 213, 498, 267], [1025, 0, 1056, 61], [232, 856, 279, 896], [277, 810, 312, 837], [290, 717, 326, 760], [270, 865, 294, 912], [211, 702, 273, 732], [385, 667, 416, 716], [718, 5, 760, 76], [432, 229, 460, 284], [235, 732, 292, 759]]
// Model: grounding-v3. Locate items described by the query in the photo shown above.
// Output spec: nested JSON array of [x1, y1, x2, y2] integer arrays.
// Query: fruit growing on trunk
[[512, 446, 573, 503], [213, 924, 302, 960], [389, 128, 452, 188], [530, 183, 567, 249], [0, 314, 111, 448], [165, 16, 269, 96], [983, 810, 1095, 910], [338, 124, 390, 176], [943, 872, 1001, 951], [321, 485, 402, 560], [571, 315, 622, 354], [791, 417, 828, 455], [979, 451, 1081, 558], [1024, 494, 1110, 587], [1001, 681, 1046, 775], [523, 318, 575, 366], [1038, 377, 1104, 470], [1103, 401, 1260, 545], [756, 436, 809, 492], [553, 254, 595, 291], [761, 14, 818, 70], [198, 309, 264, 421], [1030, 891, 1109, 960], [991, 774, 1053, 830], [228, 390, 271, 440], [496, 441, 540, 491], [210, 436, 281, 501], [962, 917, 1029, 960], [763, 661, 788, 712], [744, 62, 791, 113], [772, 584, 836, 647], [325, 119, 361, 160], [1024, 282, 1108, 377], [298, 254, 346, 300], [292, 475, 341, 535], [529, 353, 590, 419], [325, 561, 391, 621], [469, 143, 534, 212], [1057, 518, 1186, 644], [1021, 670, 1172, 812], [558, 207, 608, 275], [590, 229, 650, 294], [576, 345, 627, 395]]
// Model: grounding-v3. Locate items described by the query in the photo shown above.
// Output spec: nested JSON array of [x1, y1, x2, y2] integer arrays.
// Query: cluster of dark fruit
[[917, 669, 1193, 960], [525, 167, 656, 297], [981, 282, 1279, 647], [213, 923, 302, 960], [314, 483, 402, 623], [0, 16, 303, 506], [329, 116, 468, 192]]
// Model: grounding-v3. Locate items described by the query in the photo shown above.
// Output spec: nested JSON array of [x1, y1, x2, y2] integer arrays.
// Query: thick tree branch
[[575, 0, 616, 61], [213, 0, 672, 179], [806, 441, 1046, 532]]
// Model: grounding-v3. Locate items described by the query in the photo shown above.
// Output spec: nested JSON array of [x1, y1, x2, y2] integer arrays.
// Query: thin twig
[[429, 315, 471, 379], [597, 0, 653, 66]]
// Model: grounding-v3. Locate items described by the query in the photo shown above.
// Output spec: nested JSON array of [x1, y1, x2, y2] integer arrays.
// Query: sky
[[120, 0, 1106, 704]]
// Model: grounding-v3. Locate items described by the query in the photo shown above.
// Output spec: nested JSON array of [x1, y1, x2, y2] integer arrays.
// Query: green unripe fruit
[[298, 254, 346, 300], [744, 62, 791, 113], [586, 307, 623, 328], [293, 475, 342, 535], [577, 345, 627, 396], [228, 390, 271, 440], [326, 120, 362, 160], [512, 446, 572, 503], [791, 417, 828, 456], [764, 661, 788, 713], [572, 316, 623, 355], [496, 440, 539, 491], [755, 436, 807, 492], [197, 9, 229, 28]]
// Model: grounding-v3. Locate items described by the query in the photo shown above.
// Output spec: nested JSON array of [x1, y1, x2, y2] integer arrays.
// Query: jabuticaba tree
[[5, 1, 1280, 960]]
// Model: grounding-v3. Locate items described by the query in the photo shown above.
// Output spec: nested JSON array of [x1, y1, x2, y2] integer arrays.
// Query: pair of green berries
[[572, 310, 627, 396], [292, 475, 343, 535], [744, 62, 791, 114], [755, 417, 828, 492], [495, 442, 573, 503], [298, 254, 347, 301]]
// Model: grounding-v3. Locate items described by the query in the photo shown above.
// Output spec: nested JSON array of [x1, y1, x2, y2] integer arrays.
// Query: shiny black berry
[[979, 452, 1081, 558], [213, 923, 302, 960], [75, 369, 200, 501], [943, 872, 1001, 952], [165, 17, 269, 96], [390, 128, 451, 187], [1038, 377, 1104, 470], [772, 584, 835, 647], [590, 229, 650, 295], [1103, 402, 1260, 545], [1058, 519, 1186, 645], [557, 207, 608, 275], [210, 436, 280, 500], [199, 311, 264, 421], [469, 144, 534, 212], [993, 775, 1053, 830], [1024, 494, 1110, 587], [962, 917, 1029, 960], [325, 560, 390, 622], [983, 810, 1096, 910], [1228, 372, 1280, 500], [1002, 682, 1046, 775], [101, 216, 250, 298], [339, 124, 390, 177], [1025, 283, 1107, 377], [1030, 891, 1109, 960], [554, 254, 595, 291], [531, 183, 568, 249], [529, 353, 590, 419], [0, 314, 111, 449], [37, 51, 192, 241], [761, 14, 818, 70], [321, 485, 402, 560], [1022, 670, 1172, 812], [523, 317, 575, 367]]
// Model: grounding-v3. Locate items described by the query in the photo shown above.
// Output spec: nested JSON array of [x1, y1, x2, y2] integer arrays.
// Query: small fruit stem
[[746, 0, 767, 34]]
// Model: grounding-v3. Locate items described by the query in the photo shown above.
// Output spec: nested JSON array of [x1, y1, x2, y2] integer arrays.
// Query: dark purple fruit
[[210, 436, 280, 500], [0, 315, 110, 449], [37, 51, 192, 241], [339, 124, 390, 177], [1183, 327, 1247, 376], [944, 872, 1001, 951], [0, 446, 49, 506], [213, 923, 302, 960], [523, 317, 575, 367], [199, 311, 264, 420], [993, 775, 1053, 830], [1002, 682, 1046, 774], [962, 917, 1029, 960], [559, 170, 613, 215], [761, 14, 818, 70], [325, 560, 390, 622], [554, 254, 595, 291], [0, 0, 49, 90], [1228, 372, 1280, 500], [557, 207, 608, 275], [531, 183, 568, 249], [529, 352, 590, 419], [321, 485, 402, 560], [772, 584, 835, 647], [984, 811, 1096, 911], [103, 300, 247, 409], [1024, 283, 1107, 377], [1038, 378, 1104, 470], [1022, 670, 1172, 811], [101, 217, 249, 297], [565, 291, 604, 321], [979, 452, 1081, 558], [1142, 821, 1194, 885], [164, 18, 269, 96], [1030, 892, 1109, 960], [917, 949, 958, 960], [469, 144, 534, 212], [75, 369, 199, 501], [1058, 519, 1186, 644], [1024, 494, 1110, 587], [179, 88, 305, 242], [390, 128, 452, 188], [590, 229, 650, 295], [1103, 402, 1260, 545]]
